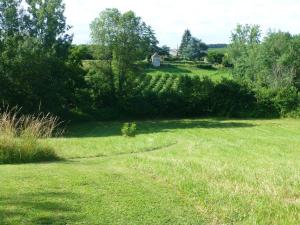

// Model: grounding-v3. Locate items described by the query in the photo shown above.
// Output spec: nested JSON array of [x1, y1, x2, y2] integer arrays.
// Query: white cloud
[[64, 0, 300, 48]]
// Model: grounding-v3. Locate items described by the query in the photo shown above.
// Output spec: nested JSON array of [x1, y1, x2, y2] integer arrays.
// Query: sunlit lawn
[[1, 118, 300, 224]]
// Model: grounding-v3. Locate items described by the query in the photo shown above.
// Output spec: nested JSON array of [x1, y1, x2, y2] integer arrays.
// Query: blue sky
[[64, 0, 300, 48]]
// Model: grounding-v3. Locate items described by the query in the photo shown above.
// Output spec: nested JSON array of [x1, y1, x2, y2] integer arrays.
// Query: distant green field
[[82, 60, 232, 82], [208, 47, 228, 54], [145, 62, 232, 81], [1, 118, 300, 224]]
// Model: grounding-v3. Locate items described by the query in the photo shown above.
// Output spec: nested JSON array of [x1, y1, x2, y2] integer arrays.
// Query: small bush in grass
[[121, 122, 137, 137], [0, 107, 61, 164]]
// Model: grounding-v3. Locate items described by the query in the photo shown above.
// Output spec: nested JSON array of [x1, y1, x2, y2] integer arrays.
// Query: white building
[[151, 53, 161, 67]]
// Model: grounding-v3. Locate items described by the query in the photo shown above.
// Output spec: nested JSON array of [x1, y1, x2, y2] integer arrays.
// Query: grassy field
[[208, 47, 228, 54], [145, 62, 232, 81], [83, 60, 232, 81], [1, 118, 300, 224]]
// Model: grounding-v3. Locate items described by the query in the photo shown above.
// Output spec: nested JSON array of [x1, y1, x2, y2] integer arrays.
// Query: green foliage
[[284, 108, 300, 118], [206, 51, 225, 64], [90, 8, 158, 94], [228, 24, 261, 81], [83, 54, 299, 120], [144, 62, 231, 80], [157, 45, 171, 57], [259, 32, 299, 89], [271, 87, 299, 115], [255, 87, 300, 117], [0, 0, 85, 115], [121, 122, 137, 137], [87, 66, 300, 119], [179, 30, 207, 60], [86, 60, 116, 109], [1, 3, 300, 122], [228, 24, 300, 89], [196, 63, 215, 70], [227, 25, 300, 117], [182, 37, 207, 60], [70, 44, 95, 60], [179, 29, 192, 56], [221, 53, 233, 68], [212, 79, 257, 117], [229, 25, 300, 117]]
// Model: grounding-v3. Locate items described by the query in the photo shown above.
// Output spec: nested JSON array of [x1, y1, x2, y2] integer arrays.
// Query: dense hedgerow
[[88, 73, 300, 120], [119, 75, 253, 118], [254, 86, 300, 118], [0, 108, 61, 164]]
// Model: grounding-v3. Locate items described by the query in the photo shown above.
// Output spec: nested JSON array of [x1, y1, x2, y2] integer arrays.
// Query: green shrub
[[212, 79, 256, 117], [272, 87, 299, 115], [206, 51, 224, 64], [89, 71, 300, 119], [222, 54, 233, 67], [254, 88, 279, 117], [284, 108, 300, 118], [255, 87, 299, 117], [121, 122, 137, 137], [0, 107, 61, 164], [196, 63, 216, 70]]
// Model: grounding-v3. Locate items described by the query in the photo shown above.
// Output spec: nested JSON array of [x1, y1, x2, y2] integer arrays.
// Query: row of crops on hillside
[[131, 73, 194, 96]]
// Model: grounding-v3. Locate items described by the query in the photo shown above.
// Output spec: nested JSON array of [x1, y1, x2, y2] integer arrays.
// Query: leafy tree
[[70, 44, 95, 60], [207, 51, 225, 64], [179, 29, 192, 56], [259, 32, 295, 88], [0, 0, 85, 114], [25, 0, 71, 48], [291, 35, 300, 88], [228, 24, 262, 84], [222, 53, 233, 68], [90, 8, 158, 94], [181, 37, 207, 60], [158, 45, 170, 57], [228, 24, 261, 64], [179, 29, 207, 60], [86, 60, 116, 109], [0, 0, 21, 36], [229, 24, 300, 89]]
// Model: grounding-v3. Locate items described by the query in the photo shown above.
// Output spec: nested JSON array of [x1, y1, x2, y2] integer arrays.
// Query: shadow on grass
[[66, 119, 256, 138], [0, 191, 83, 224], [0, 155, 64, 166]]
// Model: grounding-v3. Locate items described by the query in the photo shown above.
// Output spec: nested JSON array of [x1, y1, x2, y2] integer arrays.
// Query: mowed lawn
[[1, 118, 300, 224]]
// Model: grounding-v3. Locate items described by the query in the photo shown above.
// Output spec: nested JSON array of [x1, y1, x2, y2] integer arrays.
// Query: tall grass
[[0, 107, 61, 164]]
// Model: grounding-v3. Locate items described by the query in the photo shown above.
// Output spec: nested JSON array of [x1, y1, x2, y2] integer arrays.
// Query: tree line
[[1, 3, 300, 120], [0, 0, 85, 115]]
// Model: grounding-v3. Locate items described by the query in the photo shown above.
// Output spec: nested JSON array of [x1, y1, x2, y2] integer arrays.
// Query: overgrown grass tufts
[[0, 107, 61, 164]]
